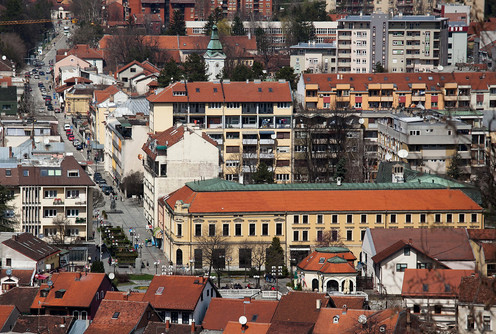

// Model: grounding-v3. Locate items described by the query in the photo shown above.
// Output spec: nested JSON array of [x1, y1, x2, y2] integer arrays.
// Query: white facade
[[117, 64, 146, 88], [204, 56, 225, 82], [458, 304, 495, 333], [447, 26, 468, 65], [143, 126, 220, 228]]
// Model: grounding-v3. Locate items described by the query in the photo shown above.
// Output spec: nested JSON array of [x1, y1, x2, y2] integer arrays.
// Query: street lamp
[[189, 258, 194, 275], [154, 261, 159, 275]]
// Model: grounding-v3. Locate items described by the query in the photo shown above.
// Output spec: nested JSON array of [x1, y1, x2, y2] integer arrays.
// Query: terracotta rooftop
[[0, 305, 16, 331], [94, 85, 121, 104], [143, 321, 202, 334], [86, 299, 159, 334], [369, 228, 476, 262], [104, 291, 145, 302], [116, 60, 159, 75], [202, 298, 278, 331], [401, 269, 474, 297], [67, 44, 104, 60], [371, 240, 449, 267], [64, 76, 92, 84], [148, 81, 292, 104], [302, 72, 496, 92], [271, 292, 329, 324], [458, 275, 496, 305], [143, 275, 210, 311], [0, 287, 39, 314], [329, 296, 365, 309], [163, 184, 481, 215], [2, 233, 59, 261], [482, 243, 496, 262], [12, 315, 72, 334], [468, 228, 496, 241], [266, 320, 314, 334], [31, 273, 108, 309], [298, 247, 356, 274], [224, 321, 271, 334], [0, 269, 34, 286]]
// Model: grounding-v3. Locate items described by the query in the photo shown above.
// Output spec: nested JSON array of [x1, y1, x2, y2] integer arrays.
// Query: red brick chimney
[[243, 297, 251, 304], [165, 319, 170, 330], [191, 320, 195, 333]]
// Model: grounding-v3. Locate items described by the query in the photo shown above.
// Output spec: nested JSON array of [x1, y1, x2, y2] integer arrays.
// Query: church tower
[[204, 25, 226, 81]]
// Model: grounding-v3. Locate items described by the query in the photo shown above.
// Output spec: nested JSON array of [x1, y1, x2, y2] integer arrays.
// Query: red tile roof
[[371, 240, 448, 267], [0, 287, 39, 314], [482, 243, 496, 262], [266, 320, 314, 334], [329, 296, 365, 310], [369, 228, 476, 262], [313, 308, 401, 334], [224, 321, 271, 334], [12, 315, 73, 334], [104, 291, 145, 302], [0, 269, 34, 286], [458, 275, 496, 305], [302, 72, 496, 92], [31, 273, 108, 309], [86, 299, 159, 334], [148, 81, 292, 103], [67, 44, 104, 60], [271, 292, 329, 324], [468, 228, 496, 241], [202, 298, 278, 331], [2, 233, 60, 261], [64, 76, 92, 84], [401, 269, 474, 297], [143, 321, 202, 334], [0, 305, 16, 330], [298, 248, 356, 274], [164, 186, 481, 215], [94, 85, 121, 104], [143, 275, 211, 311]]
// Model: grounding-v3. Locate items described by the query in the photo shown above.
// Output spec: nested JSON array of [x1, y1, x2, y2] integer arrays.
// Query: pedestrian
[[108, 257, 111, 265]]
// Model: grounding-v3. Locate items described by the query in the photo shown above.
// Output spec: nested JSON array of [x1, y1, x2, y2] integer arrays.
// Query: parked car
[[39, 71, 45, 76], [94, 172, 102, 179], [46, 104, 53, 111], [54, 108, 61, 113], [102, 186, 115, 195], [67, 134, 75, 141], [73, 139, 80, 146], [64, 123, 71, 131], [34, 74, 39, 79], [65, 129, 72, 135], [76, 143, 84, 150]]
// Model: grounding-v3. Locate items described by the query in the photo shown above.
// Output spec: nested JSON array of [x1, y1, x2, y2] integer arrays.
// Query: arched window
[[176, 249, 183, 266], [327, 280, 339, 292], [312, 279, 319, 291]]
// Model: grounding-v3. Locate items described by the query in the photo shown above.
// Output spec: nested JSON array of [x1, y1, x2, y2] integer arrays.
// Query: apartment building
[[0, 116, 60, 147], [141, 124, 220, 229], [147, 80, 293, 183], [377, 113, 474, 178], [290, 42, 337, 74], [332, 0, 437, 15], [447, 24, 468, 66], [296, 72, 496, 112], [0, 155, 94, 242], [158, 178, 483, 269]]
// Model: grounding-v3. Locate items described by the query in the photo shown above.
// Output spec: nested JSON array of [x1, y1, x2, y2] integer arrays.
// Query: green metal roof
[[437, 110, 483, 117], [205, 25, 225, 57], [315, 247, 350, 253], [185, 178, 448, 192], [327, 256, 348, 264]]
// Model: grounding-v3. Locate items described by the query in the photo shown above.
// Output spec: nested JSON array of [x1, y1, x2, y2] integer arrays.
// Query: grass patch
[[133, 286, 149, 290], [129, 274, 154, 281]]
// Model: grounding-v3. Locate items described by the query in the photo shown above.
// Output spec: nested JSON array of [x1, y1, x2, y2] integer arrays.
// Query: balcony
[[242, 139, 258, 145], [260, 139, 275, 145], [458, 95, 470, 101], [260, 153, 274, 159], [443, 95, 458, 101], [411, 95, 425, 102], [65, 198, 87, 206], [53, 199, 64, 205], [243, 153, 257, 159]]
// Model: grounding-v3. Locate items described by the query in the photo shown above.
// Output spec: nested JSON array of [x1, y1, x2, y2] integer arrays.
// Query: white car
[[64, 123, 71, 131], [73, 139, 80, 147]]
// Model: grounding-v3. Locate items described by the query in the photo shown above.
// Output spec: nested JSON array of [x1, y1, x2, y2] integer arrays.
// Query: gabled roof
[[202, 298, 278, 331], [13, 315, 73, 334], [163, 182, 482, 215], [401, 269, 474, 297], [67, 44, 104, 60], [116, 60, 159, 76], [148, 81, 292, 104], [0, 305, 16, 330], [329, 296, 365, 309], [143, 275, 210, 311], [224, 321, 271, 334], [369, 228, 475, 262], [298, 248, 356, 274], [104, 291, 145, 302], [64, 77, 92, 84], [86, 299, 157, 334], [458, 275, 496, 305], [482, 243, 496, 262], [0, 269, 34, 286], [271, 292, 329, 324], [468, 228, 496, 241], [31, 273, 108, 309], [2, 233, 60, 261], [371, 240, 449, 267], [0, 287, 39, 314], [94, 85, 121, 104]]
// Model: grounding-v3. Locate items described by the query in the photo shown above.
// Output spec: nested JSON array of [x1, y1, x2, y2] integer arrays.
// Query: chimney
[[316, 299, 321, 310], [191, 320, 195, 333], [342, 305, 347, 314], [243, 296, 251, 304], [165, 319, 170, 331], [8, 146, 12, 157], [123, 292, 128, 301], [408, 238, 412, 244]]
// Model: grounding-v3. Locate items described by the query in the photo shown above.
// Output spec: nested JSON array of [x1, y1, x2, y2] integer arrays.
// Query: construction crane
[[0, 19, 52, 25]]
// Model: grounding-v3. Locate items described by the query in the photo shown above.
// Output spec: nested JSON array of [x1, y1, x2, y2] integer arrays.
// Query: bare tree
[[316, 229, 345, 247], [93, 189, 106, 209], [70, 0, 102, 25], [196, 228, 231, 286], [52, 214, 70, 244], [251, 242, 269, 287]]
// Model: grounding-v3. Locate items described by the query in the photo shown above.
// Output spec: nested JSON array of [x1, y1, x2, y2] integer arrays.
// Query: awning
[[152, 227, 163, 238], [91, 141, 104, 150], [35, 274, 49, 280], [260, 131, 275, 134]]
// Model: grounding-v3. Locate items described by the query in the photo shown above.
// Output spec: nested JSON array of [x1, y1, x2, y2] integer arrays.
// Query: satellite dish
[[358, 118, 365, 124], [271, 134, 276, 140], [437, 65, 444, 71], [47, 280, 53, 287], [385, 153, 392, 161], [398, 149, 409, 159], [6, 268, 12, 276], [1, 56, 5, 61], [44, 138, 50, 145], [109, 273, 115, 280], [358, 314, 368, 324], [239, 316, 247, 326]]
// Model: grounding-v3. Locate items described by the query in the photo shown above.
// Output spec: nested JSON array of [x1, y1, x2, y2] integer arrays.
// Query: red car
[[66, 128, 72, 135], [67, 134, 75, 141]]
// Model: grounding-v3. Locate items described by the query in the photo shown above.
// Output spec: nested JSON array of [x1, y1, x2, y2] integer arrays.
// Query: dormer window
[[67, 170, 79, 177], [173, 91, 186, 96], [333, 315, 339, 323], [112, 312, 120, 319], [319, 257, 325, 264], [55, 289, 66, 298], [40, 288, 50, 297]]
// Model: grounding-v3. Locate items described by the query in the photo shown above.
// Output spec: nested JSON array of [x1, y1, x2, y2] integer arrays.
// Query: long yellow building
[[158, 179, 483, 270]]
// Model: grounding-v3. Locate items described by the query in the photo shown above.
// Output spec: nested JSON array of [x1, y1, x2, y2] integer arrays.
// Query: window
[[447, 213, 452, 223], [361, 230, 366, 240], [404, 247, 410, 256], [347, 215, 353, 224], [6, 258, 11, 267], [209, 102, 221, 109], [276, 174, 289, 181], [66, 209, 79, 217], [390, 214, 396, 224], [227, 102, 240, 109], [194, 249, 202, 269], [209, 224, 216, 236], [346, 230, 353, 241], [262, 223, 268, 236], [396, 263, 407, 272], [467, 315, 475, 330], [5, 169, 11, 176], [332, 215, 338, 224], [471, 214, 477, 223], [420, 214, 426, 223], [177, 224, 182, 237], [44, 190, 57, 198], [222, 224, 229, 236], [459, 213, 465, 223], [276, 223, 282, 235], [483, 316, 491, 331], [195, 224, 202, 237], [302, 230, 308, 241], [376, 214, 382, 224], [361, 215, 367, 224], [171, 312, 179, 324], [66, 190, 79, 198], [249, 223, 256, 236], [67, 170, 79, 177], [239, 249, 252, 268], [182, 312, 190, 324], [235, 224, 242, 236], [23, 170, 29, 177], [294, 215, 299, 224], [317, 230, 323, 242], [293, 230, 299, 241], [317, 214, 323, 224], [302, 215, 308, 224], [406, 214, 412, 223], [435, 214, 441, 223]]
